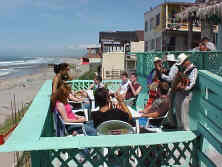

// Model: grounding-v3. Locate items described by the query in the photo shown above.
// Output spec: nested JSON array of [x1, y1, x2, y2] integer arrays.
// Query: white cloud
[[65, 44, 101, 50]]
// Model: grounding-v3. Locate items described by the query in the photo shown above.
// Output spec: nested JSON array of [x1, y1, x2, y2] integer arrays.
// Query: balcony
[[0, 51, 222, 166]]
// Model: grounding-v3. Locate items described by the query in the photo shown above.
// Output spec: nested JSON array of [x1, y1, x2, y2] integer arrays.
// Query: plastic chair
[[53, 109, 86, 137], [97, 120, 135, 136], [144, 112, 168, 133], [96, 120, 135, 167]]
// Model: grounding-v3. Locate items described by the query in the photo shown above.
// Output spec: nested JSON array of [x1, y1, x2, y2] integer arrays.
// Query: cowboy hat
[[153, 57, 162, 63], [166, 54, 177, 62], [176, 53, 188, 65]]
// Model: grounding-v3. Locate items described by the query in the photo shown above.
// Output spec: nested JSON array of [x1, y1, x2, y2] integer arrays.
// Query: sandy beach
[[0, 57, 89, 167], [0, 57, 86, 125]]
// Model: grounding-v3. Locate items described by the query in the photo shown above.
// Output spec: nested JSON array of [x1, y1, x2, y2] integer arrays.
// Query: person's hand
[[176, 82, 185, 90], [115, 93, 124, 102], [139, 110, 144, 113], [78, 116, 86, 122], [141, 113, 146, 117]]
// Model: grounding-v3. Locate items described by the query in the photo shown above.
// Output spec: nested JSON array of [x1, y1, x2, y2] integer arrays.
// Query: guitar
[[171, 72, 190, 92]]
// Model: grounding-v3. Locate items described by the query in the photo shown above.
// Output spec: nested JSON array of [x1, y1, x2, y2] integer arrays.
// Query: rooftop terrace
[[0, 51, 222, 167]]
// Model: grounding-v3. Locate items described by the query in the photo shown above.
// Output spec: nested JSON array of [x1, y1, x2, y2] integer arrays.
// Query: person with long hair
[[53, 84, 96, 135], [91, 88, 133, 128]]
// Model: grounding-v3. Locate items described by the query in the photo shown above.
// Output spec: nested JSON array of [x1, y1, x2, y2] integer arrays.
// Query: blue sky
[[0, 0, 194, 57]]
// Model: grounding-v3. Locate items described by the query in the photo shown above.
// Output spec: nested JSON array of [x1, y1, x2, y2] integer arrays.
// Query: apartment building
[[99, 31, 144, 79], [144, 2, 201, 51], [86, 45, 102, 64]]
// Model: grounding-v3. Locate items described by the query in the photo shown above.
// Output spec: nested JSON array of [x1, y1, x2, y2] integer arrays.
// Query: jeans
[[67, 121, 97, 136]]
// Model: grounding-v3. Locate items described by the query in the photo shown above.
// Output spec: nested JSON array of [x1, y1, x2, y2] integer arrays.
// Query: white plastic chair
[[144, 112, 168, 133]]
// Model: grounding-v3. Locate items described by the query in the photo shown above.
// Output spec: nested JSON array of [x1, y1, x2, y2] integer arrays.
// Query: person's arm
[[128, 82, 142, 97], [56, 103, 86, 123], [185, 68, 198, 91], [89, 83, 94, 90], [139, 104, 152, 114], [52, 76, 59, 94], [68, 93, 84, 102], [141, 111, 160, 118], [116, 95, 132, 120], [161, 65, 178, 82]]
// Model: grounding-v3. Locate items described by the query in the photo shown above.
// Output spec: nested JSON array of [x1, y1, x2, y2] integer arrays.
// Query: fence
[[134, 51, 222, 167], [0, 51, 221, 166]]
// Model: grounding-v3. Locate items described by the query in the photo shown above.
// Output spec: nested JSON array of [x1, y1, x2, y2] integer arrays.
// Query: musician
[[159, 54, 178, 128], [161, 54, 178, 83], [175, 53, 198, 130], [145, 57, 163, 109]]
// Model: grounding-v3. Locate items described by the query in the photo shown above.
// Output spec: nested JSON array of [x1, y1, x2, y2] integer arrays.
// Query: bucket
[[0, 135, 5, 145]]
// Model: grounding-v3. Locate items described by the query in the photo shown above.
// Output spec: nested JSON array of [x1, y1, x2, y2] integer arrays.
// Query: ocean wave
[[0, 69, 11, 77], [0, 57, 49, 67]]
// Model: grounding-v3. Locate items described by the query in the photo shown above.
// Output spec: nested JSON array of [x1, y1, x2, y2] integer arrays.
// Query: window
[[150, 18, 154, 31], [145, 41, 148, 51], [156, 37, 161, 51], [156, 13, 160, 26], [151, 39, 155, 50], [145, 21, 148, 32]]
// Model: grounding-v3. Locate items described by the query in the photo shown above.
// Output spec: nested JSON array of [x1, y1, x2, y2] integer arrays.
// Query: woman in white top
[[89, 76, 104, 91]]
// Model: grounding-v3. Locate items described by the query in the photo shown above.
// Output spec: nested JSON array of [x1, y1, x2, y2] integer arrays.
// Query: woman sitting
[[91, 88, 133, 128], [53, 84, 96, 136], [89, 76, 104, 91]]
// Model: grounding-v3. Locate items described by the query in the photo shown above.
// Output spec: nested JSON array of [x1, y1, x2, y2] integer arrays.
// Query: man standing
[[161, 54, 178, 128], [145, 57, 163, 108], [161, 54, 178, 83], [175, 53, 198, 130]]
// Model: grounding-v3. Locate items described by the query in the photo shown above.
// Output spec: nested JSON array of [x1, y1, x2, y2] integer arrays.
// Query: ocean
[[0, 56, 61, 79]]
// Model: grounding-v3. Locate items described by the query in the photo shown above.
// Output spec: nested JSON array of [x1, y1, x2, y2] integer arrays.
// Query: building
[[177, 0, 220, 49], [144, 2, 201, 51], [99, 31, 144, 79], [85, 45, 102, 64]]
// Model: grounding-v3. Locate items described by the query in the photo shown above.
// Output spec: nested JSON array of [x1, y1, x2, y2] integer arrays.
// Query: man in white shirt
[[117, 71, 131, 97], [161, 54, 178, 83], [175, 53, 198, 130], [201, 37, 216, 51], [161, 54, 178, 128]]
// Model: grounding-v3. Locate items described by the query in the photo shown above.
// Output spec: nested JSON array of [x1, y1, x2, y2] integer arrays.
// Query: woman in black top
[[91, 88, 133, 128]]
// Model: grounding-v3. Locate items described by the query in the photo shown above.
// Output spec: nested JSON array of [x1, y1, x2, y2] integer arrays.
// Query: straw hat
[[176, 53, 188, 65], [166, 54, 177, 62], [153, 57, 162, 63]]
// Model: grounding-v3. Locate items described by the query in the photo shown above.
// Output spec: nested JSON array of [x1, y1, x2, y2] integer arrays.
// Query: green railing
[[135, 51, 222, 79], [0, 79, 199, 167], [0, 52, 221, 167], [134, 51, 222, 167], [198, 71, 222, 167]]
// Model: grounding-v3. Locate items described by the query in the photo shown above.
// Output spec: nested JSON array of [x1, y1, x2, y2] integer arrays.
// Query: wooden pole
[[188, 15, 193, 50]]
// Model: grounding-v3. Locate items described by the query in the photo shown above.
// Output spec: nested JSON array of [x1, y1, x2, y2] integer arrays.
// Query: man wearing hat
[[161, 54, 178, 83], [160, 54, 179, 128], [145, 57, 162, 108], [175, 53, 198, 130]]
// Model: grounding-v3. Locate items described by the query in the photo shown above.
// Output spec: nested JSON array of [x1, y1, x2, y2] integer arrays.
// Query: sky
[[0, 0, 194, 57]]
